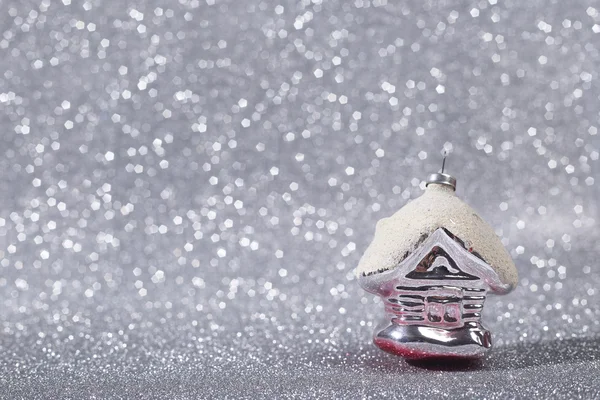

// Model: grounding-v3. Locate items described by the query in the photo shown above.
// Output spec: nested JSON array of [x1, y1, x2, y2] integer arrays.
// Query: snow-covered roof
[[356, 183, 518, 290]]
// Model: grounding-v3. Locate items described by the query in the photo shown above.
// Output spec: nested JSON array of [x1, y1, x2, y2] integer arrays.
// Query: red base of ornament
[[372, 322, 492, 360], [373, 337, 483, 360]]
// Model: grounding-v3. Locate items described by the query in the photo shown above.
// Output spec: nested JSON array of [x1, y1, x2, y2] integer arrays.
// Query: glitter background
[[1, 0, 600, 398]]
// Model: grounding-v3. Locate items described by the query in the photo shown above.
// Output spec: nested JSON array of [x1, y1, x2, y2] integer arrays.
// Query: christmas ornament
[[356, 160, 518, 360]]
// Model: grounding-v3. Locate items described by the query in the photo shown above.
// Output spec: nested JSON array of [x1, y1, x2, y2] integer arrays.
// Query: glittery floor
[[1, 0, 600, 398]]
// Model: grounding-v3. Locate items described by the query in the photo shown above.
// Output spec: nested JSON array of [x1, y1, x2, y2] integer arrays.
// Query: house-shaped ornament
[[357, 172, 518, 360]]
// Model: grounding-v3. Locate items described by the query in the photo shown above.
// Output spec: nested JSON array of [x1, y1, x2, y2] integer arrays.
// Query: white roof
[[359, 228, 513, 295], [356, 183, 518, 289]]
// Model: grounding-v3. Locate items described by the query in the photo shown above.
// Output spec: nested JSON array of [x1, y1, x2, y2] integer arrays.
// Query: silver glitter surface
[[1, 0, 600, 398]]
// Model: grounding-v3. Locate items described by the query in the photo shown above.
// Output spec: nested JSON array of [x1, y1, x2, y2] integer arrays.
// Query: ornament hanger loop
[[426, 152, 457, 190]]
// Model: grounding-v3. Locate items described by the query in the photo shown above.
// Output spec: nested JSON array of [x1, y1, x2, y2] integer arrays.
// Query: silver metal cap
[[426, 172, 457, 190]]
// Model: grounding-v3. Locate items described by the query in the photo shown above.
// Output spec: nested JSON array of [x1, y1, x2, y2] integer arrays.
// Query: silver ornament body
[[356, 174, 517, 360]]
